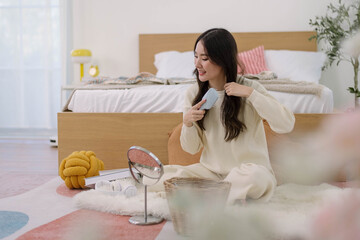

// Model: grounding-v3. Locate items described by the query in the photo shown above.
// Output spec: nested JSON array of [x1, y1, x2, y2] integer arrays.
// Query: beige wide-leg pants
[[144, 162, 277, 204]]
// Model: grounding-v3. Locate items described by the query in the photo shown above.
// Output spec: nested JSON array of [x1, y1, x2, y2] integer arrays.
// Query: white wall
[[71, 0, 355, 110]]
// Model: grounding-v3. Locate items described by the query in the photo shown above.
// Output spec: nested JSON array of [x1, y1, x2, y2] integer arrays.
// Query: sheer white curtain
[[0, 0, 62, 133]]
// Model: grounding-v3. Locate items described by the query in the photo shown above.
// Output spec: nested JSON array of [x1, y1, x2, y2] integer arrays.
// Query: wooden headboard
[[139, 31, 317, 74]]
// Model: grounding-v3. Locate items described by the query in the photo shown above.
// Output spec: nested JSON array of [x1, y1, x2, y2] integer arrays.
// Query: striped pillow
[[238, 46, 268, 74]]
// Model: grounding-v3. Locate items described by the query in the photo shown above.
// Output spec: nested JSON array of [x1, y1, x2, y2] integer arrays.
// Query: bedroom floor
[[0, 138, 58, 198]]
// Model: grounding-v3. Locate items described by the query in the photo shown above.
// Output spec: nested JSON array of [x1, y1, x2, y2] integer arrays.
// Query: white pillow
[[264, 50, 326, 83], [154, 51, 195, 78]]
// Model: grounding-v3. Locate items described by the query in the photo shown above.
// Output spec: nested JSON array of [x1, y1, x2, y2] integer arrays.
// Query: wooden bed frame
[[139, 31, 317, 74], [58, 31, 329, 170]]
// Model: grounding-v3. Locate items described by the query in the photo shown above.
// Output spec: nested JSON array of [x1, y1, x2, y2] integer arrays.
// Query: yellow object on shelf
[[59, 150, 104, 189], [71, 49, 92, 57], [71, 49, 92, 82], [89, 65, 100, 77]]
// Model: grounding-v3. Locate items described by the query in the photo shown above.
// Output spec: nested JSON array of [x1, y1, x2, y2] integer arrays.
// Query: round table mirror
[[127, 146, 164, 225]]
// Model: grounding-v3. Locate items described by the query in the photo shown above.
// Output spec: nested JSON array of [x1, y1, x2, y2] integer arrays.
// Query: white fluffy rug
[[74, 183, 169, 219], [74, 182, 357, 239]]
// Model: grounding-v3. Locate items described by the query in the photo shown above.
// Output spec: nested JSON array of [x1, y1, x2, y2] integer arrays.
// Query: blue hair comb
[[200, 88, 219, 110]]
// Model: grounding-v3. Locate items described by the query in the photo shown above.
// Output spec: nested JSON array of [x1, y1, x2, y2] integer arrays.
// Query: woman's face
[[194, 41, 225, 85]]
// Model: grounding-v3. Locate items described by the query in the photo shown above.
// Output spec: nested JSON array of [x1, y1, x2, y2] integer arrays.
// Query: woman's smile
[[198, 69, 206, 76]]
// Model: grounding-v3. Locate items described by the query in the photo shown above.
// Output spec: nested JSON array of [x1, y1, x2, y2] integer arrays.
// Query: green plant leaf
[[309, 0, 360, 96]]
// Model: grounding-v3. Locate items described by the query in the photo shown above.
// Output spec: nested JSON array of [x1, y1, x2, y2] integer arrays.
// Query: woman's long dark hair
[[192, 28, 246, 141]]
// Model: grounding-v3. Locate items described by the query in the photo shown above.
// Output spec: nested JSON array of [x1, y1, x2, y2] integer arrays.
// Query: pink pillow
[[238, 45, 268, 74]]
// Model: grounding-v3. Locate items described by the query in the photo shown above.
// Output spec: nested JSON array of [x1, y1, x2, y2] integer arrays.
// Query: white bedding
[[66, 84, 333, 114]]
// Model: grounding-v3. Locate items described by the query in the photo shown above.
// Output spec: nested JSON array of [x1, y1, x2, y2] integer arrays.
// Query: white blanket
[[65, 84, 334, 114]]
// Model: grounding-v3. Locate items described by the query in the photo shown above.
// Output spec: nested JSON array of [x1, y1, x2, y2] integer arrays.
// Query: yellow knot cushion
[[59, 151, 104, 189]]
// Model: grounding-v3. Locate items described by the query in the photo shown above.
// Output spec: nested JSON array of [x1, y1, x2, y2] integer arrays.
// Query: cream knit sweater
[[180, 76, 295, 175]]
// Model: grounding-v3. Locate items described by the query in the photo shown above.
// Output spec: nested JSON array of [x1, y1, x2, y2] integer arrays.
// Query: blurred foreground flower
[[270, 110, 360, 239], [166, 186, 274, 240], [342, 30, 360, 59], [316, 110, 360, 181], [271, 110, 360, 185], [310, 190, 360, 240]]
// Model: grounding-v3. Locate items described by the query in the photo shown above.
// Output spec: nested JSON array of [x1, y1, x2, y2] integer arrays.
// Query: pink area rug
[[17, 209, 166, 240], [0, 176, 174, 240], [0, 172, 56, 199], [2, 173, 359, 240]]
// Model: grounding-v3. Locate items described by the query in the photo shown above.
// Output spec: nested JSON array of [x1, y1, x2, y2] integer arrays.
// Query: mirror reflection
[[127, 148, 162, 180]]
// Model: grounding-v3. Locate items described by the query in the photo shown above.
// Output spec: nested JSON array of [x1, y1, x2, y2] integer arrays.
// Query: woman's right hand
[[183, 99, 206, 127]]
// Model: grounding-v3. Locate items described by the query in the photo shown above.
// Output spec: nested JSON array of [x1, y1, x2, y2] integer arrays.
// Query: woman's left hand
[[224, 82, 253, 98]]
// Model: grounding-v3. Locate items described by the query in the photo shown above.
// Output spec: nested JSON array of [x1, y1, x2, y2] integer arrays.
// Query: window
[[0, 0, 62, 136]]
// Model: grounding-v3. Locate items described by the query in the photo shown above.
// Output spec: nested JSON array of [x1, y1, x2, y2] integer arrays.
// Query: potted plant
[[309, 0, 360, 108]]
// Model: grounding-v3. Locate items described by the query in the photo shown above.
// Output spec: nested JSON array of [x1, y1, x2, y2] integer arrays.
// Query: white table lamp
[[71, 49, 92, 82]]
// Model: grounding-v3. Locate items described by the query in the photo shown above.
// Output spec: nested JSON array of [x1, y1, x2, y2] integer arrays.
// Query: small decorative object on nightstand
[[71, 49, 92, 82], [89, 65, 99, 77]]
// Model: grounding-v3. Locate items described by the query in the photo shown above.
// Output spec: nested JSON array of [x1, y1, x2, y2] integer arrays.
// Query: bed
[[64, 84, 333, 114], [58, 31, 335, 172], [64, 32, 333, 114]]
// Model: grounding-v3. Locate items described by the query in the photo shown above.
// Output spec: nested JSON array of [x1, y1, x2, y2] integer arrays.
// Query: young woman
[[146, 28, 295, 204]]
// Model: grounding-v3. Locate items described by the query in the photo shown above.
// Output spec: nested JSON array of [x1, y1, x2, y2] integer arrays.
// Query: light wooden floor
[[0, 139, 59, 198], [0, 138, 58, 175]]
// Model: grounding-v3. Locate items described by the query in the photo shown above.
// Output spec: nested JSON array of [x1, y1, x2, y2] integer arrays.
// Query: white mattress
[[66, 84, 333, 114]]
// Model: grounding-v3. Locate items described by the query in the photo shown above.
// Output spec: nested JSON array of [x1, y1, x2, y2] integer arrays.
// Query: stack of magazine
[[84, 168, 141, 187]]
